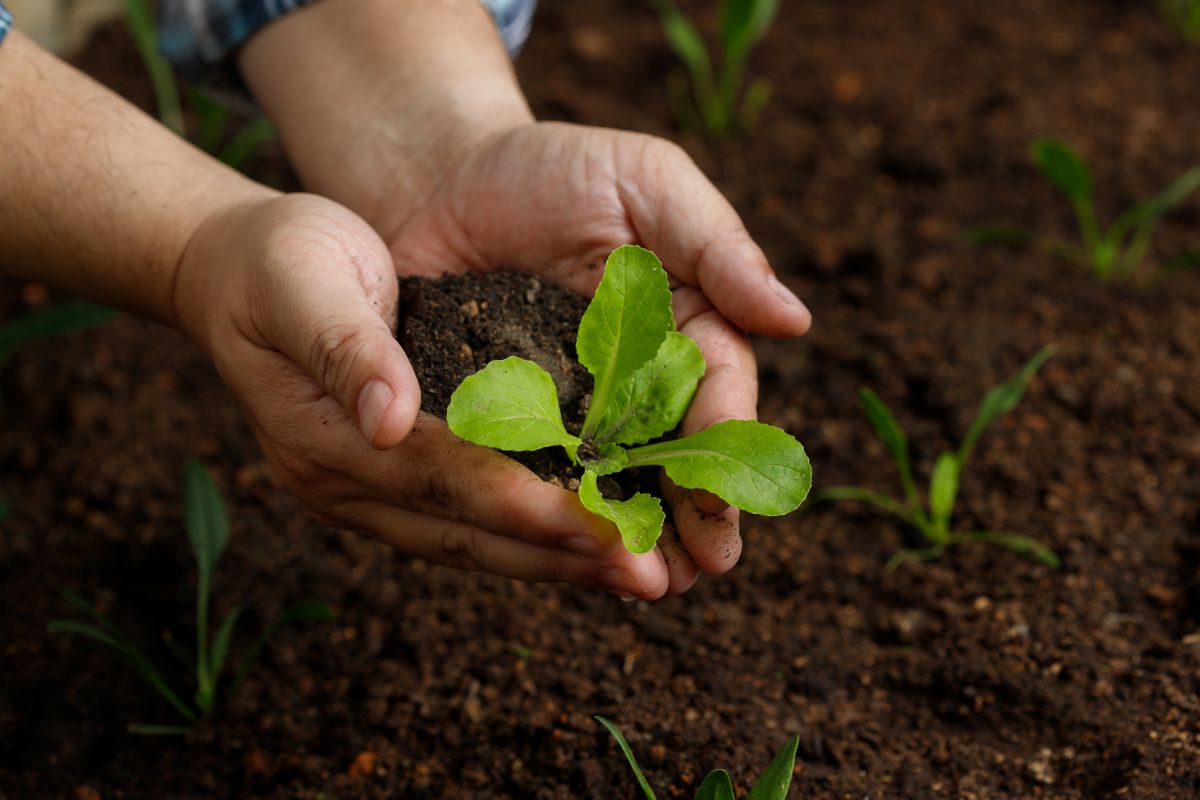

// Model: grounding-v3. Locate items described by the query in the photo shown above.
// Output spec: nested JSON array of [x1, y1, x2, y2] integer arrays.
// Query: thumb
[[250, 203, 421, 449]]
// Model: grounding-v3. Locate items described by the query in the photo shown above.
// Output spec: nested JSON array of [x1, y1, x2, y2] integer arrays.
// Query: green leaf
[[185, 459, 230, 587], [857, 388, 920, 509], [48, 620, 196, 722], [219, 118, 276, 172], [202, 606, 242, 711], [719, 0, 779, 56], [747, 736, 800, 800], [959, 346, 1054, 463], [694, 770, 736, 800], [578, 246, 675, 439], [1030, 138, 1092, 203], [122, 0, 183, 135], [807, 486, 914, 523], [447, 357, 581, 453], [625, 420, 811, 516], [928, 452, 961, 537], [595, 332, 705, 446], [594, 717, 658, 800], [0, 300, 115, 368], [231, 600, 334, 694], [652, 1, 715, 101], [588, 444, 631, 477], [578, 470, 665, 555], [954, 531, 1061, 569]]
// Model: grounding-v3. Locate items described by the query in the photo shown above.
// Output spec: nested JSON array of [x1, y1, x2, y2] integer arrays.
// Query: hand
[[175, 193, 670, 599], [378, 123, 812, 595]]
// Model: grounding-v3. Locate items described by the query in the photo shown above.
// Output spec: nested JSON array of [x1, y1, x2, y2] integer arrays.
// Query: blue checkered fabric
[[157, 0, 538, 83], [0, 1, 13, 48]]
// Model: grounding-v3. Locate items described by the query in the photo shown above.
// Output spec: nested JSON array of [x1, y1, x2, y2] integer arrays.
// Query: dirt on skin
[[2, 0, 1200, 798]]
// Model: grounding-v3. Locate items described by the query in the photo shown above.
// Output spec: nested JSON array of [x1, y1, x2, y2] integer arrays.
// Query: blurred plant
[[1160, 0, 1200, 40], [970, 138, 1200, 281], [596, 716, 799, 799], [650, 0, 778, 135], [123, 0, 276, 171], [50, 459, 333, 734], [0, 299, 115, 372], [810, 347, 1060, 570]]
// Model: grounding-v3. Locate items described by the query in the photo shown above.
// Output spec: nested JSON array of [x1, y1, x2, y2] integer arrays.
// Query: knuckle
[[309, 322, 374, 403]]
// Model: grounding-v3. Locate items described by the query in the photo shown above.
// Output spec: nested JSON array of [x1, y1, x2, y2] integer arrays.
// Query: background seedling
[[447, 245, 811, 555], [0, 299, 115, 373], [811, 347, 1059, 570], [49, 459, 333, 734], [971, 138, 1200, 281], [650, 0, 778, 135], [123, 0, 276, 171], [596, 716, 799, 799], [1160, 0, 1200, 40]]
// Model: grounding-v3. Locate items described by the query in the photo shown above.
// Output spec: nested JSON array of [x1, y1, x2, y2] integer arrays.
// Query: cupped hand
[[174, 193, 670, 599], [379, 123, 812, 594]]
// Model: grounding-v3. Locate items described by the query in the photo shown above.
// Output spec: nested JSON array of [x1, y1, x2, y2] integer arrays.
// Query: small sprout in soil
[[970, 138, 1200, 281], [48, 459, 333, 734], [650, 0, 778, 136], [810, 347, 1060, 570], [123, 0, 276, 170], [0, 299, 115, 372], [447, 245, 811, 555], [596, 716, 799, 799], [1160, 0, 1200, 40]]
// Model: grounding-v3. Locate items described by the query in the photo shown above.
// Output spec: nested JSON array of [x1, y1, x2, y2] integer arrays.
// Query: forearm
[[238, 0, 533, 240], [0, 31, 273, 324]]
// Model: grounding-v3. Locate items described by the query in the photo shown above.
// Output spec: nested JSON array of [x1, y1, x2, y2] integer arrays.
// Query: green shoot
[[1160, 0, 1200, 39], [49, 459, 333, 733], [447, 246, 811, 555], [595, 716, 799, 799], [651, 0, 779, 135], [811, 347, 1060, 570], [0, 300, 115, 371], [120, 4, 276, 171], [971, 138, 1200, 281]]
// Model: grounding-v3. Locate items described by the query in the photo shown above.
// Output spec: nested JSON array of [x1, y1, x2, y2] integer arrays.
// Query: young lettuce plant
[[596, 716, 799, 800], [447, 245, 811, 554], [650, 0, 779, 135], [812, 347, 1059, 570], [970, 138, 1200, 280], [49, 459, 333, 734]]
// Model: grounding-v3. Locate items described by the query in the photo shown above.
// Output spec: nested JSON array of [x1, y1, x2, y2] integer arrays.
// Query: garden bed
[[2, 0, 1200, 797]]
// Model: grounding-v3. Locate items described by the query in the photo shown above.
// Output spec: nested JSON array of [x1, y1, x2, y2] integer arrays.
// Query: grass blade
[[694, 770, 735, 800], [184, 459, 229, 697], [121, 0, 183, 135], [198, 606, 242, 713], [594, 717, 657, 800], [954, 531, 1061, 568], [230, 601, 334, 694], [928, 452, 961, 538], [959, 346, 1054, 464], [0, 301, 115, 369], [747, 736, 800, 800], [857, 388, 921, 511], [48, 621, 197, 722], [808, 486, 913, 523], [218, 118, 277, 171]]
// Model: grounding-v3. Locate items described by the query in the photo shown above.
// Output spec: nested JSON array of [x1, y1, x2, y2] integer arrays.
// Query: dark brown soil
[[3, 1, 1200, 798]]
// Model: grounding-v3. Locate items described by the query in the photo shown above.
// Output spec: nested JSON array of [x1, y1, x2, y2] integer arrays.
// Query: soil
[[3, 1, 1200, 798]]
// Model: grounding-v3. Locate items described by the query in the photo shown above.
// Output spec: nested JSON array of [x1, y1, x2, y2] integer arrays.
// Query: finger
[[614, 135, 811, 337], [673, 287, 757, 514], [662, 475, 742, 576], [249, 198, 421, 449], [344, 499, 670, 600], [658, 524, 701, 595]]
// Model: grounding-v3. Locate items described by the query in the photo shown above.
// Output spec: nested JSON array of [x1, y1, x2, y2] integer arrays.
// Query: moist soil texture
[[3, 0, 1200, 798]]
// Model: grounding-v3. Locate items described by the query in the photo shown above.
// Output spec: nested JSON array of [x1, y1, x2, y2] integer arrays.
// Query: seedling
[[49, 459, 333, 734], [596, 716, 799, 799], [447, 245, 811, 554], [970, 138, 1200, 281], [1160, 0, 1200, 40], [123, 0, 276, 170], [650, 0, 778, 135], [0, 299, 115, 372], [811, 347, 1059, 570]]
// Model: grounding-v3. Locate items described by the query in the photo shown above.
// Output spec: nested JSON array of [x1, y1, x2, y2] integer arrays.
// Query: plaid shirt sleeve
[[157, 0, 538, 84], [0, 1, 13, 49]]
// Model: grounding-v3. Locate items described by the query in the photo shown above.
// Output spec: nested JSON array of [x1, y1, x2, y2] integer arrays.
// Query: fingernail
[[768, 275, 809, 314], [563, 535, 605, 556], [356, 379, 393, 445], [597, 568, 637, 595]]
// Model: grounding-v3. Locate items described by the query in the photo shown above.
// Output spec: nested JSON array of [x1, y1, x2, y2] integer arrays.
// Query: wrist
[[239, 0, 534, 236]]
